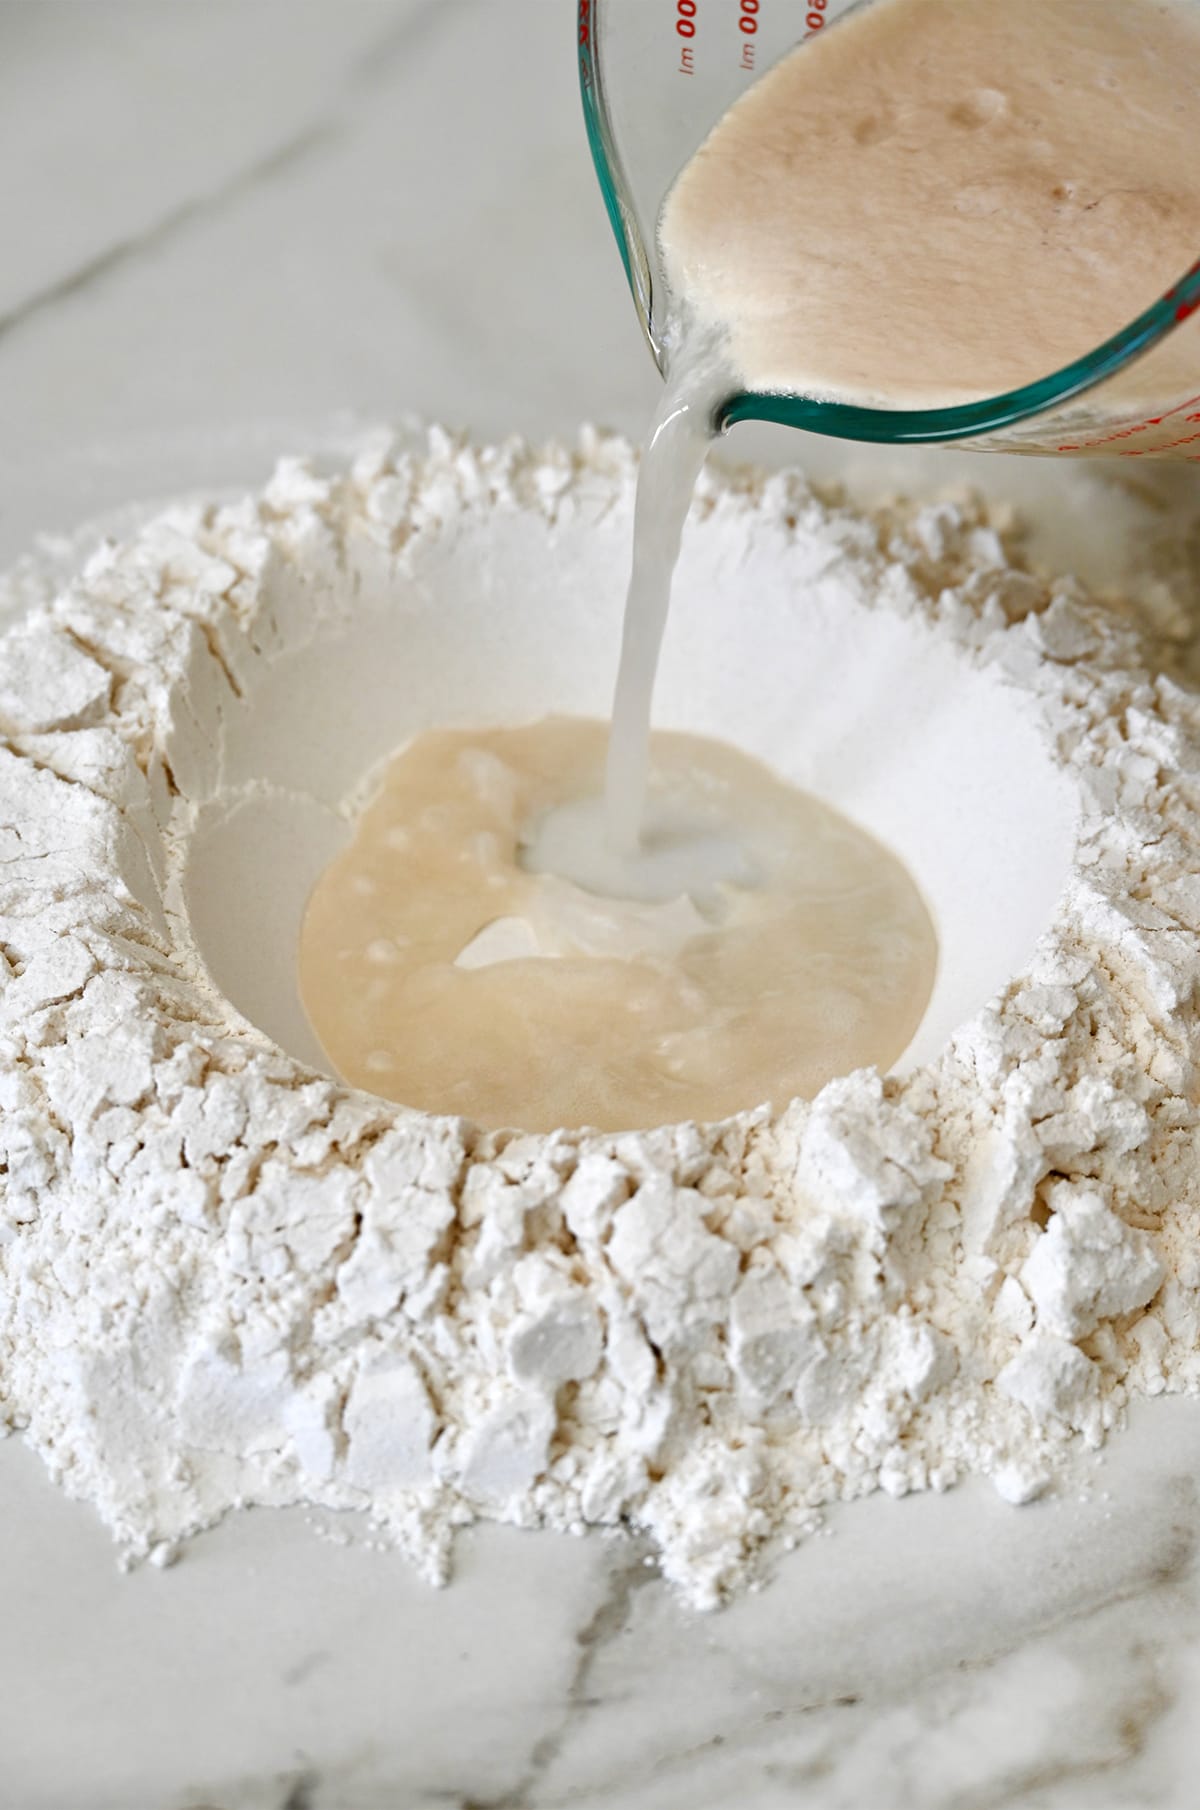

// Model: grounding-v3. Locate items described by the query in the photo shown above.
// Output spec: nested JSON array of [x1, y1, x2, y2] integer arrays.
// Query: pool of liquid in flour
[[298, 719, 937, 1133]]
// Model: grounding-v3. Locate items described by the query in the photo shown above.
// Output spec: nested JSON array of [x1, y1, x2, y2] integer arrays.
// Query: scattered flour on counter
[[1, 427, 1199, 1608]]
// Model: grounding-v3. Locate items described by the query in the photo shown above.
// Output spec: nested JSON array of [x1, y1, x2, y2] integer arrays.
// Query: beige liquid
[[659, 0, 1200, 410], [298, 719, 937, 1133]]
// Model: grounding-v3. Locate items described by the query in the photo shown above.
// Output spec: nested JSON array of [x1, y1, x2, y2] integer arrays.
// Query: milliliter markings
[[739, 0, 758, 67], [677, 0, 696, 71]]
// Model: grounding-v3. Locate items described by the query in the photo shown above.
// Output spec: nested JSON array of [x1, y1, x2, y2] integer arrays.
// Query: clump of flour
[[1, 427, 1199, 1608]]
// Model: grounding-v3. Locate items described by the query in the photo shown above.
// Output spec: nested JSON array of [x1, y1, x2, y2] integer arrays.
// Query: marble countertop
[[4, 6, 1200, 1806]]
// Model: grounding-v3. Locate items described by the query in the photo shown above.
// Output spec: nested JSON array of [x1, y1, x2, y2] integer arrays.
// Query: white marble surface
[[4, 6, 1200, 1807]]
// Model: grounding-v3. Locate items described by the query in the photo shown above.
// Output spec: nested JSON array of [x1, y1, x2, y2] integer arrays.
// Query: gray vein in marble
[[279, 1775, 320, 1810], [462, 1543, 659, 1810], [281, 1649, 332, 1689], [349, 0, 473, 91], [0, 0, 458, 347], [524, 1467, 1200, 1810], [0, 123, 335, 345]]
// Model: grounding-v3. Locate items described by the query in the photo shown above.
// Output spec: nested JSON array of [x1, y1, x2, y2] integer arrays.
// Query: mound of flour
[[1, 428, 1199, 1607]]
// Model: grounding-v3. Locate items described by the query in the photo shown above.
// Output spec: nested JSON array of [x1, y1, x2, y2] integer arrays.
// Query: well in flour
[[0, 430, 1193, 1607]]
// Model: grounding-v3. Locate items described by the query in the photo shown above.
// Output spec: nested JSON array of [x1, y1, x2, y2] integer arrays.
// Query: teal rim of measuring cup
[[578, 7, 658, 360], [578, 14, 631, 287], [577, 12, 1200, 447], [718, 258, 1200, 444]]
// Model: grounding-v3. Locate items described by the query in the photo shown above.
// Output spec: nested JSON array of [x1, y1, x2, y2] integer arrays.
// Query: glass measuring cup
[[578, 0, 1200, 457]]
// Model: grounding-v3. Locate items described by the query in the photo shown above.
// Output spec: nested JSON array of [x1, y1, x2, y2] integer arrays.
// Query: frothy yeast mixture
[[298, 720, 936, 1133], [660, 0, 1200, 409]]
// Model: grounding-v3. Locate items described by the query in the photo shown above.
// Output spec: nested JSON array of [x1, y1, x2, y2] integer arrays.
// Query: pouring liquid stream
[[602, 344, 724, 861], [526, 336, 737, 903]]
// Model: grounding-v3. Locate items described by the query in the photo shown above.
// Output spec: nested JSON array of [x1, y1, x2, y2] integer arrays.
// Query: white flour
[[1, 428, 1199, 1607]]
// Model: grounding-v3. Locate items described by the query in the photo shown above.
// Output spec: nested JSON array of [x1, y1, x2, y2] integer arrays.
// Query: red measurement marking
[[1121, 428, 1200, 456], [577, 0, 594, 87], [1164, 256, 1200, 303], [739, 0, 757, 65], [806, 0, 827, 33], [676, 0, 696, 71], [1164, 257, 1200, 322], [1057, 391, 1200, 454]]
